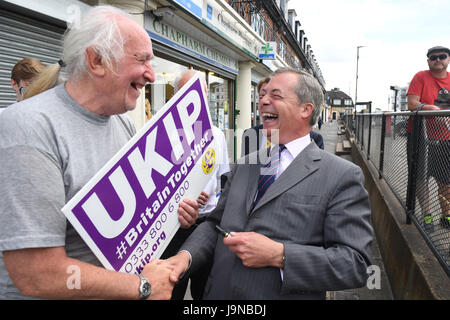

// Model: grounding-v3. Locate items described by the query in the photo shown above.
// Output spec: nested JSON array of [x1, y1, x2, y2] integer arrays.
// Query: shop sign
[[259, 42, 276, 60], [203, 0, 261, 58], [147, 15, 238, 74], [173, 0, 203, 19], [62, 75, 214, 274]]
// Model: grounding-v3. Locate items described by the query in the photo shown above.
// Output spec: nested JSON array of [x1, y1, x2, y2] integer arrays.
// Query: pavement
[[184, 120, 395, 300]]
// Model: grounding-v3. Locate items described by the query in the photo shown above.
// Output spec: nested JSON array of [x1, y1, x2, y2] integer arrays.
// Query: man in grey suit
[[161, 67, 373, 299]]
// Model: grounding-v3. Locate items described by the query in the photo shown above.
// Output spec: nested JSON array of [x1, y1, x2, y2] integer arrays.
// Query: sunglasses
[[19, 87, 26, 97], [429, 54, 448, 61]]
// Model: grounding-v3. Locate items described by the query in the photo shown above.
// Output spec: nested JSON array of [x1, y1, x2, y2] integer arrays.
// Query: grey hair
[[174, 70, 197, 92], [62, 5, 132, 80], [174, 70, 207, 95], [273, 67, 324, 126]]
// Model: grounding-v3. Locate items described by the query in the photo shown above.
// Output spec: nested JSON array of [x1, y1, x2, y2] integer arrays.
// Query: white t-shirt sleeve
[[198, 127, 230, 214]]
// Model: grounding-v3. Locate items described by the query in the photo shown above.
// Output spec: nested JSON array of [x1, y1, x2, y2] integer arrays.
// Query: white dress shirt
[[276, 133, 312, 178]]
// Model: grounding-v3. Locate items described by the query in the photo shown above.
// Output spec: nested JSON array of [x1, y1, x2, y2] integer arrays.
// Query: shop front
[[144, 12, 239, 159], [0, 0, 277, 159], [0, 1, 78, 108]]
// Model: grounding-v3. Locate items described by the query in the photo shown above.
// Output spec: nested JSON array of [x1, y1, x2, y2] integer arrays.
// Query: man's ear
[[10, 79, 18, 91], [85, 47, 106, 77], [300, 102, 314, 119]]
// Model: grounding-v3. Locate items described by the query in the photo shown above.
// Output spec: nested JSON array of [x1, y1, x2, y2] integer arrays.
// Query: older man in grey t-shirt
[[0, 6, 198, 300], [0, 84, 137, 298]]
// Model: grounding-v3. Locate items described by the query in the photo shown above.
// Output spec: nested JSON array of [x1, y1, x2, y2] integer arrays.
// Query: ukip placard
[[62, 74, 215, 274]]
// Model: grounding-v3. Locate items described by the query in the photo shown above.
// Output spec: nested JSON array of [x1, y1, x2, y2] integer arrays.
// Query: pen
[[215, 225, 231, 238]]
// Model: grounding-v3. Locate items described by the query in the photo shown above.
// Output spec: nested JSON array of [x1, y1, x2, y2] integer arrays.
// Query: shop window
[[208, 73, 230, 132], [250, 84, 257, 126], [145, 55, 234, 160], [145, 56, 188, 117]]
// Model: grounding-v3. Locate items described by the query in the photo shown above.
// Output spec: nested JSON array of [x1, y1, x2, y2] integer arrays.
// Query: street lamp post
[[355, 45, 366, 111], [390, 86, 399, 112]]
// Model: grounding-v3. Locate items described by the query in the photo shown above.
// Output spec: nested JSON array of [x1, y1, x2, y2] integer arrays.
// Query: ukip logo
[[202, 148, 215, 175]]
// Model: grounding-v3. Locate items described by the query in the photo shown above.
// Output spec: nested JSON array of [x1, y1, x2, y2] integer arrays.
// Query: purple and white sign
[[62, 74, 215, 274]]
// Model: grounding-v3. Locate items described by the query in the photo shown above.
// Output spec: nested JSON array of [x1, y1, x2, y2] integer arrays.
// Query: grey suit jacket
[[181, 142, 373, 300]]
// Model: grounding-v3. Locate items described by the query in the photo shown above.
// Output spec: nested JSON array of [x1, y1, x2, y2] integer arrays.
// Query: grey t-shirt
[[0, 84, 136, 299]]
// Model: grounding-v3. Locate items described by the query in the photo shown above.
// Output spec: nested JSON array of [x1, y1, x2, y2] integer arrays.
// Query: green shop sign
[[147, 17, 238, 74], [259, 42, 276, 60]]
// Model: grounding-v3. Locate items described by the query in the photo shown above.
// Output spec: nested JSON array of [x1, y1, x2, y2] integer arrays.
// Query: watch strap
[[417, 103, 425, 111], [138, 274, 151, 300]]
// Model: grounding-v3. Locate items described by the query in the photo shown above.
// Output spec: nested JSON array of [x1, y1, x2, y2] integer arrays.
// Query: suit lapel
[[251, 142, 321, 213]]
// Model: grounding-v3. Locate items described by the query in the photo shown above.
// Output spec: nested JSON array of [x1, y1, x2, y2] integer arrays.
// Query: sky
[[288, 0, 450, 111]]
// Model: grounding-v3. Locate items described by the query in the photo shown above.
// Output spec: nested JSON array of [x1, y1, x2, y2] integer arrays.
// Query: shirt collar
[[282, 133, 312, 159]]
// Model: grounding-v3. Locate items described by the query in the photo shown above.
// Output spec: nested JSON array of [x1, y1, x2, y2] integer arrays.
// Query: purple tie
[[253, 144, 286, 207]]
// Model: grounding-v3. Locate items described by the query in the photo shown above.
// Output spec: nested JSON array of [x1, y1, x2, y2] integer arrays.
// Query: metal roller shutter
[[0, 7, 65, 108]]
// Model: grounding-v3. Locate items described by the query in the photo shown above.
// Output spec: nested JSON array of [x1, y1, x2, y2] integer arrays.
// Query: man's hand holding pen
[[222, 231, 285, 269], [159, 226, 285, 286]]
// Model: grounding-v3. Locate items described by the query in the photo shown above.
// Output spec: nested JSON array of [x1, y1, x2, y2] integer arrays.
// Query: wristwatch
[[417, 103, 426, 111], [138, 274, 151, 300]]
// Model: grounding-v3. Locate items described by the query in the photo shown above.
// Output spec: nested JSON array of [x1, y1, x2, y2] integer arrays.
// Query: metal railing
[[344, 110, 450, 276]]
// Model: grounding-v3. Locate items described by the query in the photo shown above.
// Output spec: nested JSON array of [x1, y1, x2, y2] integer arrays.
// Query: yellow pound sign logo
[[202, 148, 215, 175]]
